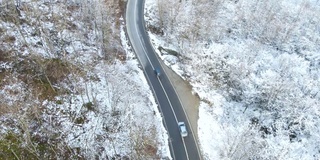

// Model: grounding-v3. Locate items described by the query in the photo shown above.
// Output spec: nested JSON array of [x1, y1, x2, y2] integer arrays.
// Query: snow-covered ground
[[0, 0, 170, 159], [145, 0, 320, 159]]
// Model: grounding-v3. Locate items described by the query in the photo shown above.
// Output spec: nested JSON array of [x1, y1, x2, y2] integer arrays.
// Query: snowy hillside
[[0, 0, 170, 159], [145, 0, 320, 159]]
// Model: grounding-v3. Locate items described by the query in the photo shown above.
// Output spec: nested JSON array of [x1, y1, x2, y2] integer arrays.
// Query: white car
[[178, 122, 188, 137]]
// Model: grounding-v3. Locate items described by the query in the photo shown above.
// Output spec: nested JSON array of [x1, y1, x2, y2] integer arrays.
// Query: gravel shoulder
[[158, 58, 201, 145]]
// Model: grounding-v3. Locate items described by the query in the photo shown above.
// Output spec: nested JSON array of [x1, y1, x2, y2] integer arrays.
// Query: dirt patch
[[66, 3, 81, 12], [161, 62, 200, 135], [144, 144, 158, 157], [147, 24, 164, 36]]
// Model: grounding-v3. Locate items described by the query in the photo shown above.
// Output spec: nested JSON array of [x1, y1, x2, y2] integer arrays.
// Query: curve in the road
[[125, 0, 202, 160]]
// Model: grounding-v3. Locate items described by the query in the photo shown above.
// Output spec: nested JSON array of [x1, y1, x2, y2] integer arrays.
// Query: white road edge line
[[158, 77, 189, 160], [132, 14, 182, 159], [139, 2, 202, 159], [127, 0, 179, 159], [139, 0, 202, 159], [133, 0, 190, 159], [128, 0, 199, 159], [161, 64, 203, 160]]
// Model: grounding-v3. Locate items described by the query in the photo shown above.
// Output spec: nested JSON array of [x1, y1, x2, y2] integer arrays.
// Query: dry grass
[[0, 1, 20, 24], [0, 130, 85, 159], [0, 102, 18, 116], [144, 143, 158, 158], [66, 3, 81, 12], [0, 49, 10, 62], [100, 0, 126, 62], [0, 0, 134, 158], [10, 55, 80, 100], [130, 125, 160, 159], [0, 49, 13, 88], [0, 56, 84, 158], [0, 69, 7, 86], [0, 79, 24, 116], [3, 35, 16, 43], [44, 58, 71, 84], [116, 0, 126, 26]]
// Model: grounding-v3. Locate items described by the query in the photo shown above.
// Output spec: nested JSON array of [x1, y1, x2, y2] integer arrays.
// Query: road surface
[[125, 0, 202, 160]]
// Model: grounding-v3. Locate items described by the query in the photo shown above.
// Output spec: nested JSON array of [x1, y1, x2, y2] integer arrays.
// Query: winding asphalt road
[[125, 0, 201, 160]]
